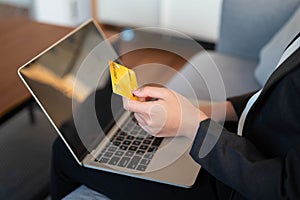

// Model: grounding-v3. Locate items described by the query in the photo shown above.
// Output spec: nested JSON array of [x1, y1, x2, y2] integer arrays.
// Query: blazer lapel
[[259, 32, 300, 97], [242, 47, 300, 133], [260, 47, 300, 97]]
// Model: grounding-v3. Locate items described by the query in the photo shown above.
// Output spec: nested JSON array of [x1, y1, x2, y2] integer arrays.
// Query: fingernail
[[133, 89, 140, 94]]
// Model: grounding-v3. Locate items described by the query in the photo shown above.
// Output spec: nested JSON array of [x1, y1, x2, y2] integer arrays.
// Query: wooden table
[[0, 17, 194, 124], [0, 17, 123, 124], [0, 17, 74, 123]]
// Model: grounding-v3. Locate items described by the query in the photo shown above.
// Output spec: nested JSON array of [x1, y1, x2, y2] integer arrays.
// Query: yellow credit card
[[109, 61, 138, 100]]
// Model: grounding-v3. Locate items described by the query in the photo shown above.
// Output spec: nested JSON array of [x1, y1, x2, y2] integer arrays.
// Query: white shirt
[[237, 36, 300, 136]]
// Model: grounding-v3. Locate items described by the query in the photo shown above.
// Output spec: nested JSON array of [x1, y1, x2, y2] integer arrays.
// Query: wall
[[24, 0, 222, 42], [160, 0, 222, 42], [32, 0, 91, 26], [98, 0, 161, 27], [97, 0, 222, 42]]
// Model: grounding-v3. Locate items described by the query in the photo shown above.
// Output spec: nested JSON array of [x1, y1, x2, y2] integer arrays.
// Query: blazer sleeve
[[190, 119, 300, 199], [227, 91, 257, 117]]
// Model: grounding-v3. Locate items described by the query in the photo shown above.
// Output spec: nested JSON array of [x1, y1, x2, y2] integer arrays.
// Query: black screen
[[20, 21, 124, 161]]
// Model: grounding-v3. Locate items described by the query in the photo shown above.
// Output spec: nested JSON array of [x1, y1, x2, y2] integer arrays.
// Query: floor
[[0, 4, 53, 199], [0, 107, 57, 200]]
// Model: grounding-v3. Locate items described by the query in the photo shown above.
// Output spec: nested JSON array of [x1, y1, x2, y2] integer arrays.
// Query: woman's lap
[[51, 137, 227, 200]]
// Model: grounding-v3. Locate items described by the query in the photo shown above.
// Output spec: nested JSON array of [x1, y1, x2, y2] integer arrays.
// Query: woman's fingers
[[133, 86, 168, 99]]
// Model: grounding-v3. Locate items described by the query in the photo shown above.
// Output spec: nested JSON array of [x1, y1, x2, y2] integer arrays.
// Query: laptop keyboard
[[95, 117, 163, 172]]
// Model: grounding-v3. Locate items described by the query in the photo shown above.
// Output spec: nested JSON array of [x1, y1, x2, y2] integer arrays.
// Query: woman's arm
[[190, 119, 300, 199], [200, 101, 238, 122]]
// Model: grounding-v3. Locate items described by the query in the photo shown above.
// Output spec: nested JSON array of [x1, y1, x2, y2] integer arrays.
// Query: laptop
[[18, 19, 200, 188]]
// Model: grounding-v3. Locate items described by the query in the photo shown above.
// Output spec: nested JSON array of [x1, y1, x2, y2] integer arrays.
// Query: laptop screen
[[19, 21, 124, 162]]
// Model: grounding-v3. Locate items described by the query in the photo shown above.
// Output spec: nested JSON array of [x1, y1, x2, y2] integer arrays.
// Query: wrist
[[199, 110, 209, 123]]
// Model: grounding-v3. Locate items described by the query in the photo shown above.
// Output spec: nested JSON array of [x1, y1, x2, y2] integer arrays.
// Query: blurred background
[[0, 0, 221, 42], [2, 0, 299, 199], [0, 0, 221, 199]]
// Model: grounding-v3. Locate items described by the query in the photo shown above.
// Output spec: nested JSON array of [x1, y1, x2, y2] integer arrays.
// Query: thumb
[[133, 86, 167, 99]]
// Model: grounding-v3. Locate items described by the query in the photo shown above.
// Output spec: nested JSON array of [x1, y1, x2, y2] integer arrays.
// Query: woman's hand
[[123, 86, 208, 140]]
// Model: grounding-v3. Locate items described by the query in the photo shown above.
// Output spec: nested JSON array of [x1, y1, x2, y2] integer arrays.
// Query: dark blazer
[[190, 39, 300, 199]]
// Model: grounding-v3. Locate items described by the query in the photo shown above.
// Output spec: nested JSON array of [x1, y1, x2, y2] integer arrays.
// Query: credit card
[[109, 61, 138, 100]]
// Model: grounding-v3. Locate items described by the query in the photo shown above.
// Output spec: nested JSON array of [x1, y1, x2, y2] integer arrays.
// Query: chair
[[167, 0, 300, 101]]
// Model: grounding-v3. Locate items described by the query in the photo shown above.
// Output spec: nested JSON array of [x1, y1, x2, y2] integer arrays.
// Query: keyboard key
[[111, 135, 116, 139], [148, 146, 157, 153], [144, 153, 153, 159], [143, 140, 151, 145], [136, 150, 145, 155], [146, 135, 154, 139], [136, 136, 144, 140], [123, 140, 131, 145], [118, 157, 130, 167], [94, 156, 101, 162], [120, 145, 128, 151], [139, 131, 147, 136], [113, 141, 121, 146], [116, 129, 123, 134], [139, 145, 148, 150], [129, 146, 138, 151], [108, 146, 117, 152], [133, 126, 140, 130], [120, 131, 127, 136], [133, 140, 141, 146], [115, 151, 124, 157], [100, 157, 109, 164], [127, 135, 134, 140], [104, 152, 113, 157], [141, 159, 150, 165], [108, 156, 120, 165], [127, 156, 141, 169], [102, 147, 109, 153], [131, 130, 138, 135], [152, 138, 162, 147], [124, 126, 131, 131], [125, 151, 134, 157], [95, 153, 103, 160], [116, 136, 125, 141], [136, 165, 147, 172]]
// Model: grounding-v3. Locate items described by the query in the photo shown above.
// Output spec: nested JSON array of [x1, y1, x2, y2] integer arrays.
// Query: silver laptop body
[[18, 19, 200, 188]]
